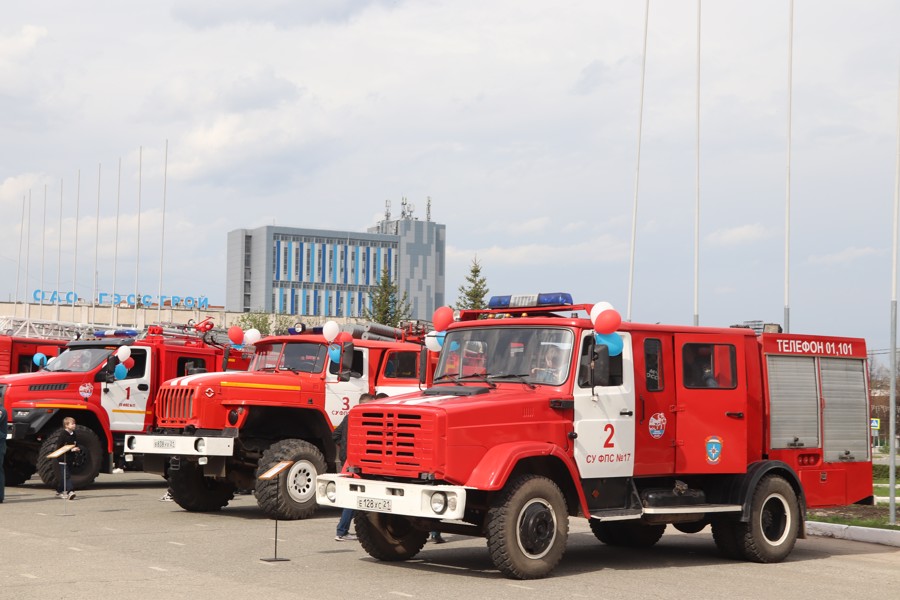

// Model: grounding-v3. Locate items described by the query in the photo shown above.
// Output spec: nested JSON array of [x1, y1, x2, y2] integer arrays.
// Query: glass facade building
[[225, 217, 445, 320]]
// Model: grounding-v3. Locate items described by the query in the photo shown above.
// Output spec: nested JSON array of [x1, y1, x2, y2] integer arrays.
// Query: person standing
[[55, 417, 81, 499], [333, 392, 374, 541], [0, 401, 7, 503]]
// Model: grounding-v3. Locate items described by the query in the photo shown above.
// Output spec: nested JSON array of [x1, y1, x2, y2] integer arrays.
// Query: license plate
[[357, 497, 392, 512], [153, 439, 176, 449]]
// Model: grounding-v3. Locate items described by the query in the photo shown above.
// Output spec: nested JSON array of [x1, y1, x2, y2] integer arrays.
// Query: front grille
[[350, 409, 438, 476], [29, 383, 68, 392], [156, 387, 195, 424]]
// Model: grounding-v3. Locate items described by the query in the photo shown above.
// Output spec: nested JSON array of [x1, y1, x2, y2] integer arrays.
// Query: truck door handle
[[726, 411, 744, 419], [138, 384, 149, 391], [620, 409, 634, 417]]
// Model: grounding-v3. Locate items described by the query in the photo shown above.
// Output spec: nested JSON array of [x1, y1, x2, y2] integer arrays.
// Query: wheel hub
[[286, 460, 315, 503], [517, 498, 556, 559]]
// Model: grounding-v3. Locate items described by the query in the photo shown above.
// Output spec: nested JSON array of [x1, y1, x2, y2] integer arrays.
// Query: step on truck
[[2, 321, 249, 488], [316, 293, 873, 579], [124, 322, 429, 520]]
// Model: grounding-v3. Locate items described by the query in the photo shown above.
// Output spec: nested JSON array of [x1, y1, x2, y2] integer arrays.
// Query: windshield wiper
[[489, 374, 537, 389], [433, 372, 463, 385], [456, 373, 497, 388]]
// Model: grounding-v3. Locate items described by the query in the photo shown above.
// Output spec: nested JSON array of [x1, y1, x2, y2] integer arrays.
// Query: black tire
[[590, 520, 666, 547], [711, 519, 743, 559], [37, 425, 103, 490], [255, 439, 326, 520], [674, 520, 708, 534], [735, 475, 800, 563], [486, 475, 568, 580], [3, 452, 36, 486], [169, 460, 236, 512], [355, 511, 429, 561]]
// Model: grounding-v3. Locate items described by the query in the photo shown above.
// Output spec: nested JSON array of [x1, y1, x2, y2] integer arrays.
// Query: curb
[[806, 521, 900, 547]]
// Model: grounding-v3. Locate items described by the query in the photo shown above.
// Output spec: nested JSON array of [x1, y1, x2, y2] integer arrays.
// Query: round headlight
[[325, 481, 337, 502], [227, 409, 239, 425], [194, 438, 206, 453], [126, 436, 136, 450], [430, 491, 448, 514]]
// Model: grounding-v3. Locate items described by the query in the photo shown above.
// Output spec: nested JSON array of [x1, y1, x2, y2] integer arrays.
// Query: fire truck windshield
[[251, 342, 327, 373], [46, 348, 112, 373], [435, 327, 574, 386]]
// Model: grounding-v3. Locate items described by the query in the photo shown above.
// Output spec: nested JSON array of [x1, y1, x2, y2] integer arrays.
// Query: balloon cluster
[[590, 302, 624, 357], [425, 306, 454, 353], [113, 346, 136, 380], [322, 320, 353, 363], [227, 326, 261, 347]]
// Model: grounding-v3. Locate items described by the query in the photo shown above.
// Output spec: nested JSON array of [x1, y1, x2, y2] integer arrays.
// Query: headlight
[[126, 436, 136, 450], [430, 491, 448, 514], [194, 438, 206, 453], [325, 481, 337, 502]]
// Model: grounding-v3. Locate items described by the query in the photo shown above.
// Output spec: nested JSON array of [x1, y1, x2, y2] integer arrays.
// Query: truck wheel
[[169, 460, 236, 511], [255, 439, 326, 520], [3, 452, 36, 486], [590, 520, 666, 547], [711, 519, 743, 559], [736, 475, 800, 563], [486, 475, 568, 580], [36, 425, 102, 490], [355, 511, 429, 561]]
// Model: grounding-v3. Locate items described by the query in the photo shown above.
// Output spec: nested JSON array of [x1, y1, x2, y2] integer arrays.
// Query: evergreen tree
[[232, 311, 296, 336], [363, 266, 412, 327], [455, 256, 489, 310]]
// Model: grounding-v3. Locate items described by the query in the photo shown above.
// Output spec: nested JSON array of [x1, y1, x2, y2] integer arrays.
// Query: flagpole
[[72, 169, 81, 322], [158, 140, 168, 323], [784, 0, 794, 333], [92, 164, 101, 324], [135, 145, 142, 327]]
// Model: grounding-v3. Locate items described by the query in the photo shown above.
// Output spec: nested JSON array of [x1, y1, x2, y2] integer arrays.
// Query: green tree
[[363, 266, 411, 327], [232, 311, 297, 336], [454, 256, 489, 310]]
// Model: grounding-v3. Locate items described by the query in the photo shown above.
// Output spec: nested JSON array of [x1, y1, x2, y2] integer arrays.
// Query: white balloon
[[424, 331, 442, 353], [322, 320, 340, 343], [116, 346, 132, 361], [590, 302, 615, 324], [244, 328, 261, 345]]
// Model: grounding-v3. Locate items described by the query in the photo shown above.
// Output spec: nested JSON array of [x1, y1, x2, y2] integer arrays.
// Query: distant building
[[225, 199, 445, 320]]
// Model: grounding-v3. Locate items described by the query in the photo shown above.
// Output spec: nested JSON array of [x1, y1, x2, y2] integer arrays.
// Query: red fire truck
[[2, 322, 249, 489], [123, 322, 429, 520], [0, 335, 68, 376], [316, 293, 873, 579]]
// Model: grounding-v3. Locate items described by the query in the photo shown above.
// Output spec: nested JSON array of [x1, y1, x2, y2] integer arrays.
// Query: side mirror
[[591, 343, 610, 387], [419, 349, 428, 385], [337, 342, 354, 382]]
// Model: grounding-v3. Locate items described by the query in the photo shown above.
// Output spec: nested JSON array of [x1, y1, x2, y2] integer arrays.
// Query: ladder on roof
[[0, 317, 99, 340]]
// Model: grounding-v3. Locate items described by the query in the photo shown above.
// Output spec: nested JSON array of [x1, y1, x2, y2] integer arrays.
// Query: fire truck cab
[[124, 322, 429, 520], [316, 294, 872, 579]]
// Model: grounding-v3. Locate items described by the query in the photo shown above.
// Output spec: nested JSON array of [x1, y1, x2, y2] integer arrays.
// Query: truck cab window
[[645, 338, 663, 391], [682, 343, 736, 389]]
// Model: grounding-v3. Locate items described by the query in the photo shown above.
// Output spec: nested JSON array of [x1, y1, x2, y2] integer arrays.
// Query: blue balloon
[[114, 363, 128, 380], [33, 352, 48, 368], [595, 332, 624, 357], [448, 341, 459, 352], [436, 331, 446, 347], [328, 344, 341, 363]]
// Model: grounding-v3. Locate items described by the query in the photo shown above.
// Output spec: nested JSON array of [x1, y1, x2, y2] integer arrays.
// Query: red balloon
[[123, 357, 135, 370], [593, 309, 622, 335], [227, 325, 244, 345], [337, 331, 353, 343], [432, 306, 454, 332]]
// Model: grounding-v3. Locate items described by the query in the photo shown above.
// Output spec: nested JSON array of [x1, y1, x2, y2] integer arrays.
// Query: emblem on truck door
[[705, 435, 723, 465]]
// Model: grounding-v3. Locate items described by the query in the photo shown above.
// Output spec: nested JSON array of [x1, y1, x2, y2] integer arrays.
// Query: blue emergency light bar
[[93, 329, 139, 338], [488, 293, 574, 310]]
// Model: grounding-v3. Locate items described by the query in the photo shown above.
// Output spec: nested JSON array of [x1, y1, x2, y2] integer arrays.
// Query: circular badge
[[79, 382, 94, 399]]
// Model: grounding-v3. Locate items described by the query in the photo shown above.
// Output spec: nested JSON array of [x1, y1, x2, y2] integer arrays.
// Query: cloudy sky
[[1, 1, 898, 355]]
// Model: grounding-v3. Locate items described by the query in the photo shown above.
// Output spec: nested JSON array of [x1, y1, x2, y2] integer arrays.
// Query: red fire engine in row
[[316, 293, 873, 579], [2, 320, 249, 489], [124, 322, 430, 520]]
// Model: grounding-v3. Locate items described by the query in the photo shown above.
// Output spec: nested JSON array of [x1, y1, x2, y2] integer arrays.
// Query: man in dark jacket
[[55, 417, 81, 499], [333, 392, 374, 541]]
